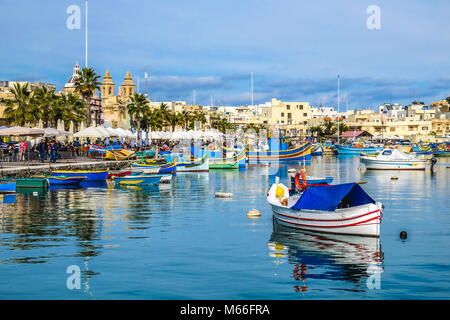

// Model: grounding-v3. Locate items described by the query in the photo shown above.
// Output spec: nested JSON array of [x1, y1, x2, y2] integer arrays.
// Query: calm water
[[0, 156, 449, 299]]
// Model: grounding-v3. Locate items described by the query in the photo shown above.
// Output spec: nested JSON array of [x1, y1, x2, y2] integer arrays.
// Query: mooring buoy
[[400, 231, 407, 240], [247, 209, 261, 218], [215, 192, 233, 198]]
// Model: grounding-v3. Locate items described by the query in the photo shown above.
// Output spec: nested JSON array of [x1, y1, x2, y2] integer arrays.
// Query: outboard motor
[[430, 157, 437, 173]]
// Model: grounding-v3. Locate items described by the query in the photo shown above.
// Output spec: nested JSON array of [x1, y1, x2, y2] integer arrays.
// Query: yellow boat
[[105, 149, 136, 160]]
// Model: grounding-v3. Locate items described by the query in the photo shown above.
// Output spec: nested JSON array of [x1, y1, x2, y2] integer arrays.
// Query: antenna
[[85, 0, 88, 68]]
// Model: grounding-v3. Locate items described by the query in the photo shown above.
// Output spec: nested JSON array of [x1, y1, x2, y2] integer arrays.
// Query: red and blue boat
[[247, 140, 311, 163]]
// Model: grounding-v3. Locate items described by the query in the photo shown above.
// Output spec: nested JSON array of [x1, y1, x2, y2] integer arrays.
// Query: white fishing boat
[[267, 172, 383, 237], [360, 149, 428, 170]]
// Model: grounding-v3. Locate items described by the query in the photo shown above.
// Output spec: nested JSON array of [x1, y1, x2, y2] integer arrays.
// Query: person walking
[[19, 140, 27, 161]]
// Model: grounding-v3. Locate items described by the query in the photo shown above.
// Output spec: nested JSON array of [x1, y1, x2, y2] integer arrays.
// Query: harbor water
[[0, 156, 449, 299]]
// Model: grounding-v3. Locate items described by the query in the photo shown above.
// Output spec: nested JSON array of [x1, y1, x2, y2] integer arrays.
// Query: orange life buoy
[[294, 170, 307, 191]]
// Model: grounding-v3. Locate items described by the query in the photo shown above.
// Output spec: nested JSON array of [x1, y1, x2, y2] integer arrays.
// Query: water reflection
[[267, 223, 384, 293]]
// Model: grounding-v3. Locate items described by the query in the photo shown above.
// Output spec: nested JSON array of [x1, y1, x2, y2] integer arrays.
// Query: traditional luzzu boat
[[162, 153, 209, 172], [360, 149, 428, 170], [267, 172, 383, 237], [247, 140, 311, 163], [105, 149, 135, 160], [47, 176, 87, 186], [335, 144, 383, 155], [16, 177, 49, 188], [114, 174, 163, 186], [209, 147, 245, 169], [412, 145, 433, 155], [311, 144, 323, 156], [0, 178, 16, 193], [218, 146, 247, 168], [131, 161, 177, 173], [51, 169, 109, 182]]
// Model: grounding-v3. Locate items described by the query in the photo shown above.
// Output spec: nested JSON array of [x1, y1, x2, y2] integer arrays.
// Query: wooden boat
[[47, 176, 87, 186], [214, 147, 247, 168], [247, 141, 311, 163], [16, 176, 49, 188], [0, 178, 16, 194], [335, 145, 383, 155], [163, 153, 209, 172], [114, 174, 163, 186], [209, 161, 239, 169], [412, 146, 432, 155], [289, 174, 333, 186], [136, 150, 155, 158], [107, 170, 133, 178], [131, 162, 177, 173], [51, 169, 109, 182], [361, 149, 428, 170], [311, 144, 323, 156], [267, 173, 382, 237], [105, 149, 135, 160]]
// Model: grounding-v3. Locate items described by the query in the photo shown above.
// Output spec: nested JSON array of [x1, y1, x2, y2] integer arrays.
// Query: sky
[[1, 0, 450, 109]]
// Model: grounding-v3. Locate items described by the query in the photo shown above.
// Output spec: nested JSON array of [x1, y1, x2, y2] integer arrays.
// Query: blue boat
[[335, 145, 383, 155], [114, 174, 163, 186], [311, 144, 323, 156], [0, 178, 16, 193], [290, 175, 333, 187], [131, 162, 177, 173], [51, 169, 109, 182], [47, 176, 87, 186]]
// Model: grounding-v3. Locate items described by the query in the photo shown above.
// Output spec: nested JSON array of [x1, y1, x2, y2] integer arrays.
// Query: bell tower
[[119, 70, 135, 100], [101, 69, 115, 98]]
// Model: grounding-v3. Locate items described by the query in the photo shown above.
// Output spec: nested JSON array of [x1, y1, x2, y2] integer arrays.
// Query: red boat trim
[[273, 213, 381, 228], [272, 209, 381, 222]]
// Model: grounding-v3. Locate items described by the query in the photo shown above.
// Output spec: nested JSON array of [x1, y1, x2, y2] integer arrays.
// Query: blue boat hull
[[0, 181, 16, 193], [115, 175, 162, 186], [51, 170, 109, 182], [48, 177, 85, 186], [335, 145, 383, 155]]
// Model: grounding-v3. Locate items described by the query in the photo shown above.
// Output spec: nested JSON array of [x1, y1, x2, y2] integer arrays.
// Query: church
[[62, 63, 136, 129]]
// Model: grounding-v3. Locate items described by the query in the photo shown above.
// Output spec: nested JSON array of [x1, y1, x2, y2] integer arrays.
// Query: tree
[[323, 120, 337, 137], [57, 93, 87, 130], [3, 83, 35, 126], [165, 111, 182, 133], [191, 111, 207, 130], [180, 109, 192, 130], [74, 67, 102, 127], [127, 93, 150, 143], [32, 86, 58, 127]]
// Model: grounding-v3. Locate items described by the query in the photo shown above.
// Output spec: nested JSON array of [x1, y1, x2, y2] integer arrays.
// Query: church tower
[[118, 70, 135, 100], [101, 69, 115, 98]]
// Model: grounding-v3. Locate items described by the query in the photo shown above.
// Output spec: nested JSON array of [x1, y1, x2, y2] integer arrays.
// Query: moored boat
[[51, 169, 109, 181], [361, 149, 428, 170], [267, 174, 382, 237], [311, 144, 323, 156], [47, 176, 87, 186], [163, 153, 209, 172], [247, 141, 311, 163], [131, 162, 177, 173], [335, 145, 383, 155], [16, 176, 49, 188], [209, 161, 239, 169], [0, 178, 16, 194], [114, 174, 163, 186], [105, 149, 135, 160]]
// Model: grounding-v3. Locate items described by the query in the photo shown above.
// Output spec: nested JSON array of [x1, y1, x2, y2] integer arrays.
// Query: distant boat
[[361, 149, 428, 170], [105, 149, 135, 160], [267, 174, 382, 237], [209, 161, 239, 170], [311, 144, 323, 156], [51, 169, 109, 182], [163, 153, 209, 172], [335, 145, 383, 155]]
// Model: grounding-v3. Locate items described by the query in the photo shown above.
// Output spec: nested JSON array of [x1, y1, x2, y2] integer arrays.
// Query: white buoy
[[215, 192, 233, 198], [247, 209, 261, 218], [33, 192, 38, 196]]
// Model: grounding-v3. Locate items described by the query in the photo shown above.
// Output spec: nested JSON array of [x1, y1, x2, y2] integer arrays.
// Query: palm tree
[[3, 83, 35, 126], [192, 111, 207, 130], [32, 86, 58, 127], [57, 93, 87, 130], [180, 109, 192, 130], [74, 67, 102, 127], [127, 93, 150, 143], [140, 109, 162, 144], [165, 111, 182, 133]]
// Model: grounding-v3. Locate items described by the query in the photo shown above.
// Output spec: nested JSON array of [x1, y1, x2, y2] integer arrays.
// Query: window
[[287, 113, 292, 119], [390, 127, 395, 132], [281, 112, 284, 117], [422, 126, 428, 130], [382, 150, 392, 156], [303, 113, 307, 117], [286, 105, 290, 110], [299, 105, 303, 110], [109, 87, 112, 95]]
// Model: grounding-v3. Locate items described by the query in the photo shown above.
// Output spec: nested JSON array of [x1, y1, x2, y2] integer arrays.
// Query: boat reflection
[[267, 222, 384, 293], [80, 181, 108, 189]]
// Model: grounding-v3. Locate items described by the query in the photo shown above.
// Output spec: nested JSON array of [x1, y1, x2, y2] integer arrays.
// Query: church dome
[[64, 62, 81, 88]]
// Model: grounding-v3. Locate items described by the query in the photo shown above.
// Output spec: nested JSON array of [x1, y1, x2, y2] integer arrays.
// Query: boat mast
[[85, 0, 88, 68], [337, 75, 340, 145]]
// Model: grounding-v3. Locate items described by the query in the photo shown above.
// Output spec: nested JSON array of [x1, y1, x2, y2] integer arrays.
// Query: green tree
[[57, 93, 87, 130], [32, 86, 58, 127], [74, 67, 102, 127], [3, 83, 35, 126], [127, 93, 150, 143]]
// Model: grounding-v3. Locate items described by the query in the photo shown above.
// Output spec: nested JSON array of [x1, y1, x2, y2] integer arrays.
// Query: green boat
[[209, 161, 239, 170], [16, 177, 49, 188], [136, 150, 155, 158]]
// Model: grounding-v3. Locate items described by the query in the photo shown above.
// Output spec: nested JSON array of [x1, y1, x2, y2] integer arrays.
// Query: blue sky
[[1, 0, 449, 108]]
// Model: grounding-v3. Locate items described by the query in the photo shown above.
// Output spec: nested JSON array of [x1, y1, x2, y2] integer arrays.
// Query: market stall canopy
[[95, 126, 111, 137], [34, 127, 72, 137], [0, 126, 45, 137], [74, 126, 107, 138]]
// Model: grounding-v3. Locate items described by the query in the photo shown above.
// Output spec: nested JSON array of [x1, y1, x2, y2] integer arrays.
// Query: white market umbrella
[[74, 126, 105, 138], [0, 126, 44, 137]]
